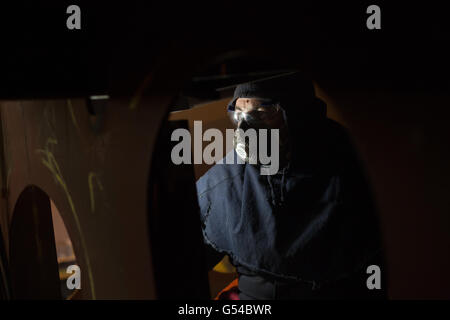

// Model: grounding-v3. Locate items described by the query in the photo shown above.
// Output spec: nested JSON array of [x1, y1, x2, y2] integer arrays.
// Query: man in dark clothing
[[196, 72, 387, 299]]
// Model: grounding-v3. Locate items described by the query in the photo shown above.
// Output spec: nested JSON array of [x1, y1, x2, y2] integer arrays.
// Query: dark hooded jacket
[[196, 73, 384, 298]]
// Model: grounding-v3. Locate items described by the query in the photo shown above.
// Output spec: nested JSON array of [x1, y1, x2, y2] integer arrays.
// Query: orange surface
[[214, 278, 239, 300]]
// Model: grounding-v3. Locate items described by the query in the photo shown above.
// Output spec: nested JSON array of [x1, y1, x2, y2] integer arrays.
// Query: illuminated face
[[234, 98, 285, 129], [235, 97, 264, 113]]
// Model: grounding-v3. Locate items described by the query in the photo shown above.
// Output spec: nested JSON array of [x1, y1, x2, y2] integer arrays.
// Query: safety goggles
[[228, 103, 282, 126]]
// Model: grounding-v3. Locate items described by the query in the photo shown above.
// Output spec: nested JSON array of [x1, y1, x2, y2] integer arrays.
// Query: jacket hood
[[227, 72, 327, 123]]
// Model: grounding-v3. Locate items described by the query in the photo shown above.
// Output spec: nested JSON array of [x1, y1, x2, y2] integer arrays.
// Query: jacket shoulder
[[196, 151, 243, 196]]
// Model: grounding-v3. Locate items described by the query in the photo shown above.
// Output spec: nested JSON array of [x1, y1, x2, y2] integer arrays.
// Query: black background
[[0, 2, 448, 98]]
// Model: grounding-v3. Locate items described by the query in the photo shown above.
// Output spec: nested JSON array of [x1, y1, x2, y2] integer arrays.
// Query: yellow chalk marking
[[88, 172, 104, 213], [129, 73, 153, 110], [67, 99, 80, 132], [36, 138, 97, 299]]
